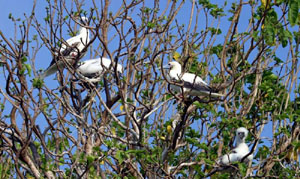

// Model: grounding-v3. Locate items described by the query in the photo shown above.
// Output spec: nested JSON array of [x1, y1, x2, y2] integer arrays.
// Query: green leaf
[[204, 158, 214, 165], [21, 56, 27, 63], [252, 31, 259, 41], [238, 163, 247, 176], [87, 155, 94, 166], [44, 15, 50, 22], [125, 149, 146, 158], [291, 140, 300, 148], [197, 143, 209, 150], [264, 25, 275, 46], [173, 51, 181, 61], [147, 22, 155, 28], [115, 150, 125, 164], [274, 56, 283, 64], [33, 78, 44, 89], [25, 64, 32, 77], [288, 0, 299, 26]]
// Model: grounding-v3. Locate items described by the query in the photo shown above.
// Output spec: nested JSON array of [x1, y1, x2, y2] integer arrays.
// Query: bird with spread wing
[[41, 17, 90, 78]]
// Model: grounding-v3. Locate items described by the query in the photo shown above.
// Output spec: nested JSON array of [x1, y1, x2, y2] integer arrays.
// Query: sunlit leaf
[[173, 52, 181, 61]]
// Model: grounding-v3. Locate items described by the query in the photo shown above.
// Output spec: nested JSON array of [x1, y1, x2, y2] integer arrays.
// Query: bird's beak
[[238, 132, 245, 139], [154, 64, 169, 71], [163, 64, 170, 69], [77, 16, 88, 25], [117, 71, 122, 77]]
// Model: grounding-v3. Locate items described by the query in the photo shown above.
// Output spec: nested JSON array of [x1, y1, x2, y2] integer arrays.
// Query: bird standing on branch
[[76, 57, 123, 80], [163, 61, 224, 98]]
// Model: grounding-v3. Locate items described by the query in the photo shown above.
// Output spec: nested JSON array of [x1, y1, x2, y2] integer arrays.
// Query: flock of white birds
[[41, 17, 253, 170]]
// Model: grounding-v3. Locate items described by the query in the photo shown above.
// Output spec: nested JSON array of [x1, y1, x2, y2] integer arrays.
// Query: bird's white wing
[[220, 143, 251, 165], [41, 34, 89, 78], [168, 72, 224, 97], [77, 59, 104, 76], [77, 57, 122, 78], [60, 32, 89, 57], [40, 60, 65, 79], [181, 73, 213, 92], [41, 20, 90, 79], [40, 42, 81, 78], [220, 153, 239, 165], [182, 72, 208, 85], [65, 35, 80, 47]]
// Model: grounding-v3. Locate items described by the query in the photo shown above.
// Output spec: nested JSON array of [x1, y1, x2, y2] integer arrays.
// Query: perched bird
[[205, 127, 253, 178], [219, 127, 253, 165], [163, 61, 224, 97], [75, 57, 123, 109], [76, 57, 123, 79], [41, 16, 90, 78]]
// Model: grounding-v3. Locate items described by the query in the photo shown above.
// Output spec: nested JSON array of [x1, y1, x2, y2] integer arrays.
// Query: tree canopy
[[0, 0, 299, 178]]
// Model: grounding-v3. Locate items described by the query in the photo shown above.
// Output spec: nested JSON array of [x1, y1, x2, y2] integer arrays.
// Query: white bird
[[76, 57, 123, 79], [41, 17, 90, 78], [76, 57, 123, 110], [205, 127, 253, 177], [219, 127, 253, 165], [163, 61, 224, 97]]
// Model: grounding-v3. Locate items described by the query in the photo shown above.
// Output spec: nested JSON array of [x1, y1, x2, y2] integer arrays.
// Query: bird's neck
[[235, 143, 249, 153], [170, 67, 182, 80], [79, 26, 89, 36], [236, 139, 245, 146]]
